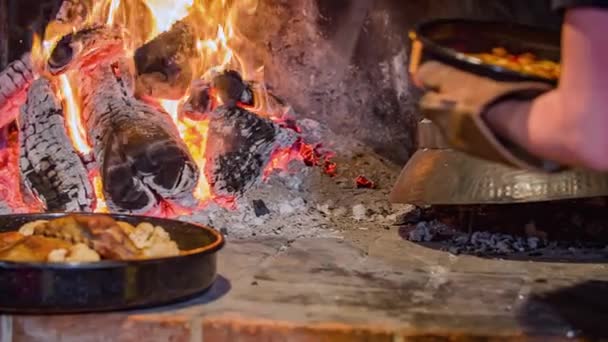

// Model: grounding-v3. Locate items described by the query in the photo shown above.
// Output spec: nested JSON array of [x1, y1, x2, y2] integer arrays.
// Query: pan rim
[[0, 212, 224, 269], [410, 18, 561, 85]]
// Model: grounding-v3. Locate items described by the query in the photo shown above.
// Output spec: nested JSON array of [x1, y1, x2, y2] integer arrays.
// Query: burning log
[[205, 106, 297, 197], [212, 70, 250, 107], [134, 20, 197, 100], [43, 26, 199, 213], [0, 53, 35, 129], [19, 77, 94, 212], [0, 0, 92, 130], [181, 79, 213, 120], [53, 0, 90, 26], [181, 70, 254, 119], [79, 57, 199, 213]]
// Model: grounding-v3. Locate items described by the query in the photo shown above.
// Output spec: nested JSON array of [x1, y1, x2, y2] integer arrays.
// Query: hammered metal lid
[[389, 121, 608, 205]]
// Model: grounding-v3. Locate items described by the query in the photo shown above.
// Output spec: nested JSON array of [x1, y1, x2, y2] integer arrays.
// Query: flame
[[160, 100, 212, 204], [58, 74, 91, 155], [10, 0, 312, 217], [189, 0, 261, 81], [144, 0, 194, 40], [31, 32, 63, 73], [106, 0, 122, 26], [160, 99, 181, 124], [92, 172, 109, 213]]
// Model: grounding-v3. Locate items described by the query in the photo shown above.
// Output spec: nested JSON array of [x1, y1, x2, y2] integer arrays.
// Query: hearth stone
[[2, 233, 608, 340]]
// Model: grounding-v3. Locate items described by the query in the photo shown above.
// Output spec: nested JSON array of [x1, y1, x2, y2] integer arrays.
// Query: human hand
[[414, 61, 559, 171]]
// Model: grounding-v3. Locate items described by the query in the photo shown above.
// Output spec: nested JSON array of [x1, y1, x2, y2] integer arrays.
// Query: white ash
[[179, 120, 405, 239], [352, 204, 367, 221]]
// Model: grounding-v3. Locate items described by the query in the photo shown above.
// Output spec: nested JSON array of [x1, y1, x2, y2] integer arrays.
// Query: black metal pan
[[408, 18, 561, 84], [0, 213, 224, 314]]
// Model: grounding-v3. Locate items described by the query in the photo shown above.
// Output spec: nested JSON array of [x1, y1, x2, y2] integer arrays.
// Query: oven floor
[[4, 228, 608, 341]]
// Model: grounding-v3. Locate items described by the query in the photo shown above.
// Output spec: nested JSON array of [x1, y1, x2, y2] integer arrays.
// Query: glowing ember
[[0, 132, 42, 213], [263, 139, 338, 178], [355, 176, 376, 189]]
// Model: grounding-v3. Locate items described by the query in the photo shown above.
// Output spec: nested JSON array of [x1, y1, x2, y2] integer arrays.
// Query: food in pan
[[467, 47, 560, 80], [0, 214, 180, 262]]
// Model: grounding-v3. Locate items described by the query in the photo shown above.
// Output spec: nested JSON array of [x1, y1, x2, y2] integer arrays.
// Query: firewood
[[211, 70, 249, 107], [78, 57, 199, 213], [205, 106, 297, 197], [181, 71, 255, 120], [181, 79, 213, 120], [0, 0, 91, 130], [134, 20, 197, 100], [19, 77, 94, 212], [53, 0, 91, 26], [0, 53, 35, 129]]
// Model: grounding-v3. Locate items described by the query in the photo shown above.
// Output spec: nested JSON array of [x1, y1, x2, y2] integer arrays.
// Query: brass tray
[[390, 148, 608, 205]]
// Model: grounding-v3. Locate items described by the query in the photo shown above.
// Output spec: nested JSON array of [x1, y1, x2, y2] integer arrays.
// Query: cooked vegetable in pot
[[0, 214, 181, 262], [467, 47, 560, 80]]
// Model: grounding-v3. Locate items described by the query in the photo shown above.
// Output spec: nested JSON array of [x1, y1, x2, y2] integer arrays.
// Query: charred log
[[205, 106, 297, 197], [53, 0, 90, 26], [134, 20, 197, 99], [0, 53, 35, 129], [181, 79, 213, 120], [19, 77, 94, 212], [0, 0, 87, 130], [212, 70, 249, 107], [78, 57, 198, 213], [182, 71, 255, 119]]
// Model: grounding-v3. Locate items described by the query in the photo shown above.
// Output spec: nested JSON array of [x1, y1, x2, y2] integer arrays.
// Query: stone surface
[[3, 232, 608, 341], [11, 314, 192, 342], [202, 315, 395, 342]]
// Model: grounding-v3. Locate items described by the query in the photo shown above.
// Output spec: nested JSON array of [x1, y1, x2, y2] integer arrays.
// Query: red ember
[[0, 131, 42, 213], [355, 175, 375, 189]]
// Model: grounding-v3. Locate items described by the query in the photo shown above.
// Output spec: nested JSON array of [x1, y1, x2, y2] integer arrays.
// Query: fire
[[159, 100, 212, 203], [14, 0, 318, 216], [145, 0, 194, 40], [160, 99, 181, 124], [58, 74, 91, 155], [106, 0, 122, 26], [92, 173, 109, 213]]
